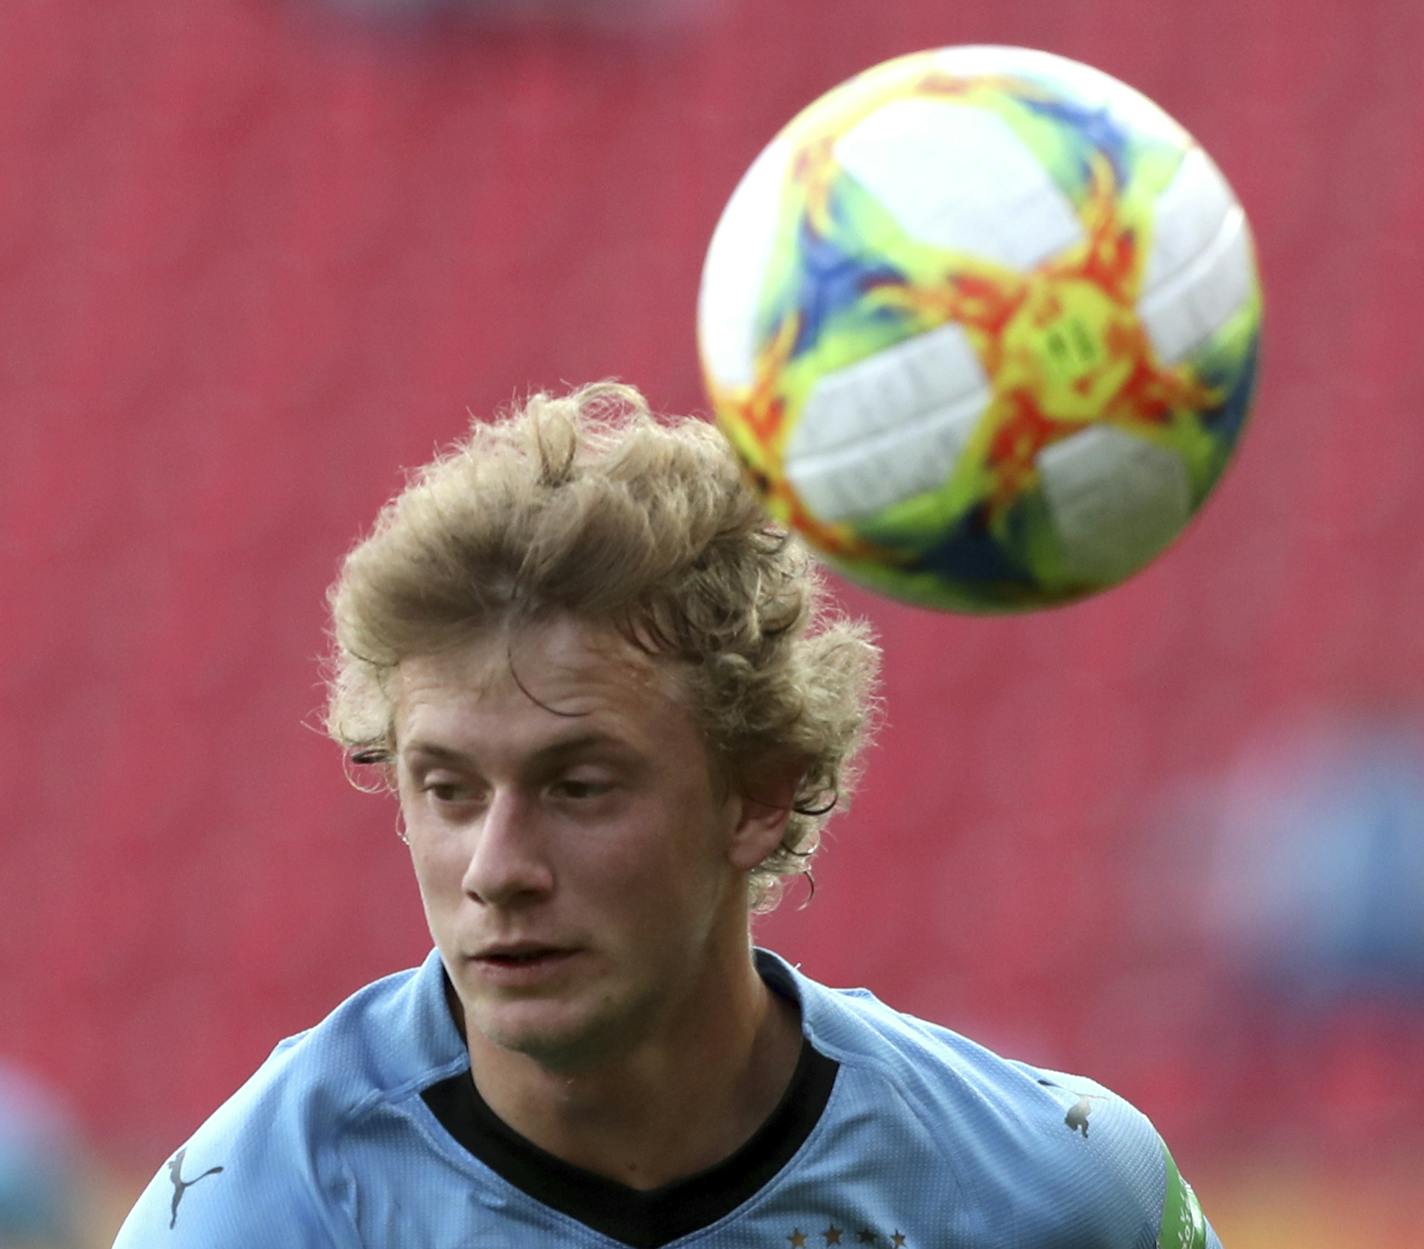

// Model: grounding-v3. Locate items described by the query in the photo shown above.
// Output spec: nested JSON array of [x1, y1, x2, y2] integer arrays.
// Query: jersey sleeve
[[110, 1039, 358, 1249], [110, 1135, 354, 1248], [1157, 1136, 1223, 1249], [1028, 1067, 1224, 1249]]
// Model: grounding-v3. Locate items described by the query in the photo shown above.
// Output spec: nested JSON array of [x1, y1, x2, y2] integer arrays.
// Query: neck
[[464, 945, 803, 1191]]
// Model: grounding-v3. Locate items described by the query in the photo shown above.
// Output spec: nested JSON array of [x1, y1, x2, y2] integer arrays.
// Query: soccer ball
[[697, 46, 1262, 612]]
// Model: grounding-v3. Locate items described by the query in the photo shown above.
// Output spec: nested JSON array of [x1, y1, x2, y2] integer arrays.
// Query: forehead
[[393, 618, 694, 752]]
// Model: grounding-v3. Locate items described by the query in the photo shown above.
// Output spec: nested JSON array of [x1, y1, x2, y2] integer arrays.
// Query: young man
[[115, 383, 1220, 1247]]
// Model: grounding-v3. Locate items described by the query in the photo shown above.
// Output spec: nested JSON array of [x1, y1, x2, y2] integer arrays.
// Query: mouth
[[469, 945, 581, 978], [481, 949, 563, 964]]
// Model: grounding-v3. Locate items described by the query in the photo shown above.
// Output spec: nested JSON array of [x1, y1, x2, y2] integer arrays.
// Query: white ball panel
[[1141, 148, 1236, 299], [1039, 425, 1191, 583], [697, 137, 793, 389], [786, 392, 986, 522], [1188, 207, 1254, 338], [785, 325, 990, 522], [834, 98, 1083, 270], [786, 323, 988, 454], [1138, 204, 1252, 364]]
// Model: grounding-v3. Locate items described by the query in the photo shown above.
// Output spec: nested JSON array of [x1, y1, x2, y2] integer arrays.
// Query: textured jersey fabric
[[113, 948, 1221, 1248]]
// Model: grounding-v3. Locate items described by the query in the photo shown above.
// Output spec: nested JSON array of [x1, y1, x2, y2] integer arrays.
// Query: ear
[[724, 768, 803, 873]]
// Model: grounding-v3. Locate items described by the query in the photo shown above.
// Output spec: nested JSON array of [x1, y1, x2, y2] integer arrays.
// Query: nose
[[461, 788, 555, 906]]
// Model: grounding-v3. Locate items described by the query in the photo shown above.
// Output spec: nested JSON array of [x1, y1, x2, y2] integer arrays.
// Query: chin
[[472, 999, 633, 1072]]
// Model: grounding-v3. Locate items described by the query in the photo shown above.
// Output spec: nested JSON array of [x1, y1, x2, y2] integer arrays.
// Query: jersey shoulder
[[761, 951, 1219, 1249], [112, 950, 467, 1248]]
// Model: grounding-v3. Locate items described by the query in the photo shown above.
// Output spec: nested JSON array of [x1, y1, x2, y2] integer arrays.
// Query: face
[[394, 617, 779, 1072]]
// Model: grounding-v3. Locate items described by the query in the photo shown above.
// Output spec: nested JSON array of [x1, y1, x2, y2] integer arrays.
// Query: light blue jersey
[[114, 949, 1220, 1247]]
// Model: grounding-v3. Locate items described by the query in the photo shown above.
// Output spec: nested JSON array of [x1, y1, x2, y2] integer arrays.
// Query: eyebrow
[[399, 733, 638, 770], [399, 742, 469, 768]]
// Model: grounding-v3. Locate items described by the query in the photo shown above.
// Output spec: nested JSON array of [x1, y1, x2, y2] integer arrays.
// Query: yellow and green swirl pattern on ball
[[698, 45, 1262, 612]]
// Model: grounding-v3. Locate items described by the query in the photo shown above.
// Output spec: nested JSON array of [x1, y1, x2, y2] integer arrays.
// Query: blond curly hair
[[324, 382, 880, 911]]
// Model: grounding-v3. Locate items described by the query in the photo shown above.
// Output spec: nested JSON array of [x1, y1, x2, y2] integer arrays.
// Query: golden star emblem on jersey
[[783, 1223, 907, 1247]]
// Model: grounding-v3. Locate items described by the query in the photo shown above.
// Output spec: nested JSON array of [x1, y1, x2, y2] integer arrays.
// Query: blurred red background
[[3, 0, 1422, 1242]]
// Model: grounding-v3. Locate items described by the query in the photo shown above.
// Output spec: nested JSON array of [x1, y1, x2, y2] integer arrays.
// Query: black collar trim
[[421, 1036, 838, 1248]]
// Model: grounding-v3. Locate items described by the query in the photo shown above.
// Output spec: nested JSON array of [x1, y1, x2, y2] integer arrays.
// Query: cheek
[[606, 802, 735, 911], [554, 824, 678, 921], [407, 833, 467, 903]]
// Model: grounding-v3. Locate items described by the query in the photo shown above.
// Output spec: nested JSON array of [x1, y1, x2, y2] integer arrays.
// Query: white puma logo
[[1064, 1093, 1108, 1138]]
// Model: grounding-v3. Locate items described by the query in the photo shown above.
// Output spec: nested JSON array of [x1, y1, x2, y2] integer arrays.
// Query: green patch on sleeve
[[1158, 1140, 1208, 1249]]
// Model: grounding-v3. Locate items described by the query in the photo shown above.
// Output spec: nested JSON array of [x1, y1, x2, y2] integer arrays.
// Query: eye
[[550, 775, 615, 801], [421, 777, 480, 805]]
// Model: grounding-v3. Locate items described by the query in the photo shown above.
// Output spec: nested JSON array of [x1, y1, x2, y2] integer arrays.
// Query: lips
[[467, 943, 580, 984], [475, 943, 571, 962]]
